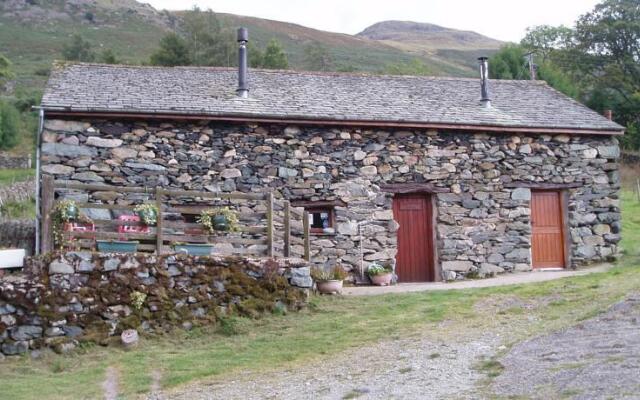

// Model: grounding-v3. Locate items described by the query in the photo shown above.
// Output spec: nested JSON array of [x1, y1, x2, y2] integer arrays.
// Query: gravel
[[147, 336, 497, 400], [491, 295, 640, 399]]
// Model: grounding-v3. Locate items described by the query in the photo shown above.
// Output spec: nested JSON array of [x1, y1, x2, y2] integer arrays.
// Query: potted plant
[[172, 207, 240, 256], [311, 264, 348, 294], [367, 262, 393, 286], [53, 200, 94, 249], [97, 239, 139, 253], [172, 241, 214, 256], [134, 203, 158, 226]]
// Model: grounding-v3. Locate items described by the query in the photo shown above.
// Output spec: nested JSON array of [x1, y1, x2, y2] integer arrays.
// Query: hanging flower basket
[[198, 207, 239, 234], [134, 204, 158, 226]]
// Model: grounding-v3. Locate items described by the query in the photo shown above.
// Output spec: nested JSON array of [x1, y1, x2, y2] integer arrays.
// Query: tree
[[62, 34, 95, 62], [149, 33, 192, 66], [182, 7, 234, 67], [521, 25, 573, 63], [489, 44, 530, 80], [0, 101, 20, 150], [261, 39, 288, 69], [304, 42, 333, 71], [99, 49, 118, 64]]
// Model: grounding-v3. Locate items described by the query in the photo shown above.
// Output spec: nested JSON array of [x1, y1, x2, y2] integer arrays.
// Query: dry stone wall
[[39, 119, 621, 280], [0, 253, 310, 356], [0, 152, 31, 169]]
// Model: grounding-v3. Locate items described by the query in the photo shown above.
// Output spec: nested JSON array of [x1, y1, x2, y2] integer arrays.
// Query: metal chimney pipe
[[478, 56, 491, 108], [604, 109, 613, 120], [236, 27, 249, 98]]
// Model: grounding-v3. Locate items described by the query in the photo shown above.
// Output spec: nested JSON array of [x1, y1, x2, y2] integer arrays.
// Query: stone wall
[[0, 219, 36, 255], [39, 119, 621, 280], [0, 152, 31, 169], [0, 253, 311, 356]]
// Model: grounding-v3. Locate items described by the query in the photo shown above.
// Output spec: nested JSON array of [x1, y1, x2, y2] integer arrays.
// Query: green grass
[[0, 198, 36, 219], [0, 168, 34, 186], [0, 193, 638, 399]]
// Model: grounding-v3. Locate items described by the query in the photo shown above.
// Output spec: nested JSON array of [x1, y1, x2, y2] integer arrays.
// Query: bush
[[0, 101, 20, 149]]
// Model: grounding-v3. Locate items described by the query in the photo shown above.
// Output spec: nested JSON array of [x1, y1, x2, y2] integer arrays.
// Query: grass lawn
[[0, 191, 638, 399], [0, 168, 35, 186]]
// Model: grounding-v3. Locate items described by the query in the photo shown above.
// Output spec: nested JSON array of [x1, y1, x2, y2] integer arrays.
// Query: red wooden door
[[393, 194, 434, 282], [531, 191, 565, 268]]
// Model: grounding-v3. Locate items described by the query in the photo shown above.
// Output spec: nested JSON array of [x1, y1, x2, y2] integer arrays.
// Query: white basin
[[0, 249, 26, 269]]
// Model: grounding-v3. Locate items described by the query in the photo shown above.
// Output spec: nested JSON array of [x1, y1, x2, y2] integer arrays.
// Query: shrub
[[0, 101, 20, 150], [367, 262, 392, 276], [311, 264, 348, 281]]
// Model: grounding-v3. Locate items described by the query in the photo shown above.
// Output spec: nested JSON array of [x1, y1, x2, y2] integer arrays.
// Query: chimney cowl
[[236, 27, 249, 98], [478, 56, 491, 108]]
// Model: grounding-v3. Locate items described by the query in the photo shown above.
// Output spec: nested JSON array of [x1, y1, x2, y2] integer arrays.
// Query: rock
[[44, 119, 87, 132], [124, 162, 166, 171], [284, 126, 301, 136], [2, 341, 29, 355], [0, 304, 16, 315], [72, 171, 105, 182], [111, 147, 138, 159], [337, 221, 358, 235], [61, 136, 80, 145], [42, 164, 74, 175], [479, 263, 504, 276], [278, 167, 298, 178], [177, 173, 192, 183], [592, 224, 611, 235], [360, 166, 377, 175], [354, 150, 367, 161], [49, 261, 74, 274], [442, 261, 473, 272], [597, 145, 619, 159], [81, 208, 111, 220], [62, 326, 83, 338], [86, 137, 123, 148], [53, 341, 76, 354], [373, 210, 394, 220], [443, 270, 457, 281], [519, 144, 531, 154], [223, 148, 236, 158], [583, 148, 598, 159], [103, 258, 120, 271], [576, 245, 596, 258], [487, 253, 505, 264], [11, 325, 43, 341], [511, 188, 531, 201], [42, 143, 96, 157], [462, 199, 481, 209]]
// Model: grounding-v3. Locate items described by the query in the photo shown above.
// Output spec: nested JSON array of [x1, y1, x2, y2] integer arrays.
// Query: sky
[[144, 0, 600, 42]]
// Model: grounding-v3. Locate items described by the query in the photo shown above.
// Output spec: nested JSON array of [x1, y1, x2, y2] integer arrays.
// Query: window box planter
[[0, 248, 26, 269], [97, 240, 139, 253], [172, 243, 214, 256]]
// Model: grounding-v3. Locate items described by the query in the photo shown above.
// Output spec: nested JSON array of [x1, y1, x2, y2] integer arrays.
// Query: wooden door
[[531, 191, 566, 268], [393, 194, 435, 282]]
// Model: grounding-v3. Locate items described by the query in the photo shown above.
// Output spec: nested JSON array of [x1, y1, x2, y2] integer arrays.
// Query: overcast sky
[[144, 0, 599, 42]]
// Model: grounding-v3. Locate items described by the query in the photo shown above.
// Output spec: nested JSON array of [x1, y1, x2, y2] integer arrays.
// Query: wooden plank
[[303, 210, 310, 261], [66, 231, 155, 241], [266, 192, 274, 257], [162, 188, 266, 201], [75, 203, 137, 211], [284, 200, 291, 257], [92, 219, 146, 227], [156, 188, 164, 255], [54, 181, 155, 194], [162, 234, 268, 245], [41, 175, 55, 253], [165, 206, 266, 220], [160, 220, 267, 233]]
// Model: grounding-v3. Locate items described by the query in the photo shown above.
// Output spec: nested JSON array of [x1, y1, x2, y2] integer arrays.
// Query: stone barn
[[37, 55, 623, 282]]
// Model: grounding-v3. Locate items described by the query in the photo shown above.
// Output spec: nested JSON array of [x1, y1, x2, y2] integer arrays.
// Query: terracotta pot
[[370, 272, 393, 286], [316, 279, 343, 294]]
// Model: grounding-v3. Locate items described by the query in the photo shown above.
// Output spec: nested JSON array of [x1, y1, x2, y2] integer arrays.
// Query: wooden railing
[[40, 176, 311, 259]]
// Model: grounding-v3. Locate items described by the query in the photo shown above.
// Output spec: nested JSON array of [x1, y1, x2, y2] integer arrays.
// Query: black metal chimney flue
[[478, 56, 491, 108], [237, 27, 249, 98]]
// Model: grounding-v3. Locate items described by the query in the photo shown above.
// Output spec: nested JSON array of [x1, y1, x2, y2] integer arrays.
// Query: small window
[[307, 207, 334, 234]]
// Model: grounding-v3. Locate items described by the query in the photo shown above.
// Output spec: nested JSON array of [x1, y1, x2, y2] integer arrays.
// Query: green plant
[[367, 262, 392, 276], [197, 207, 239, 234], [311, 264, 348, 281], [129, 291, 147, 311], [133, 203, 158, 226], [52, 200, 81, 248]]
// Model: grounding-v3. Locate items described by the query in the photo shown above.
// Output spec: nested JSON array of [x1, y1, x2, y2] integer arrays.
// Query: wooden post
[[40, 175, 55, 253], [155, 187, 164, 255], [266, 191, 274, 257], [303, 210, 310, 261], [636, 178, 640, 202], [283, 200, 291, 258]]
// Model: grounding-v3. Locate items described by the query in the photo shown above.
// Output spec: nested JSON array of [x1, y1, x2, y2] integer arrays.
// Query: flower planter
[[0, 249, 26, 269], [316, 279, 343, 294], [173, 243, 214, 256], [97, 240, 139, 253], [369, 272, 393, 286]]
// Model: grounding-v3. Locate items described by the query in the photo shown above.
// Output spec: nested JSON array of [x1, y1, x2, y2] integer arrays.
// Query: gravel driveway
[[491, 295, 640, 399], [147, 335, 497, 400]]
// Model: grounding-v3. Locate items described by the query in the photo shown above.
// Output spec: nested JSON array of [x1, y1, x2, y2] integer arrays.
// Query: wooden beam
[[380, 183, 450, 194], [283, 200, 291, 258], [156, 187, 164, 255], [266, 191, 274, 257], [291, 199, 347, 208], [41, 175, 55, 253], [303, 210, 311, 262], [44, 110, 625, 136]]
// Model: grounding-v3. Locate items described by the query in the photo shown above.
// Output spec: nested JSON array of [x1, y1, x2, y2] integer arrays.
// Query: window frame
[[306, 206, 336, 234]]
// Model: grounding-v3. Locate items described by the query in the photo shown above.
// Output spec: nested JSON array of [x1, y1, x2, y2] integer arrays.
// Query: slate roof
[[41, 63, 624, 134]]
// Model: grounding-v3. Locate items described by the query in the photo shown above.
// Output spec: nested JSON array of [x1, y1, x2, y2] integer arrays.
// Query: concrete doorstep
[[342, 263, 614, 296]]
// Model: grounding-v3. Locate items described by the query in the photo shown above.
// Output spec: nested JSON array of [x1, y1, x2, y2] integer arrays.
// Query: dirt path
[[490, 295, 640, 399], [147, 335, 497, 400]]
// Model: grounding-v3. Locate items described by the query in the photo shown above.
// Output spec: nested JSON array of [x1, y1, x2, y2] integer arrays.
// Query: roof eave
[[40, 108, 625, 136]]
